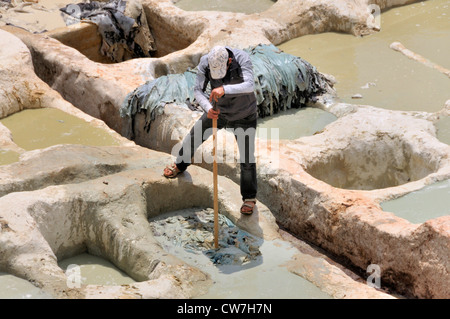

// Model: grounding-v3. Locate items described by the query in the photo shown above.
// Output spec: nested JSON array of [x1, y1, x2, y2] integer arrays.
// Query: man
[[163, 45, 258, 215]]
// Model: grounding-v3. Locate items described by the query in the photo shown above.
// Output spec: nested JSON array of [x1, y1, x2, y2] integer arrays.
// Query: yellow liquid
[[0, 149, 20, 166], [278, 0, 450, 112], [0, 108, 120, 152]]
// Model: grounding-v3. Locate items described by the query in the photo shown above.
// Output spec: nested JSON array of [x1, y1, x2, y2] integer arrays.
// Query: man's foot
[[241, 199, 256, 215], [163, 163, 183, 178]]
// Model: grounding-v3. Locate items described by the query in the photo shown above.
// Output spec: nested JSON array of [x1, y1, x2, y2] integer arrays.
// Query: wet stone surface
[[149, 208, 261, 265]]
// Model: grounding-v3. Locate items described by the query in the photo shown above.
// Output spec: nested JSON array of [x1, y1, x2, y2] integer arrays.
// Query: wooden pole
[[212, 110, 219, 249], [390, 41, 450, 79]]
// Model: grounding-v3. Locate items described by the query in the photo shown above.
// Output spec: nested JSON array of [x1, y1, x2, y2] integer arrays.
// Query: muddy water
[[0, 0, 75, 33], [58, 253, 136, 286], [173, 0, 276, 14], [256, 107, 337, 140], [0, 149, 20, 166], [0, 272, 52, 299], [0, 108, 120, 153], [278, 0, 450, 112], [381, 179, 450, 224]]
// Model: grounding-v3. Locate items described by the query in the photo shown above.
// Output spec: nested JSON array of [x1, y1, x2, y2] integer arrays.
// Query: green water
[[0, 272, 52, 299], [58, 253, 136, 286], [278, 0, 450, 112], [0, 253, 136, 298], [174, 0, 276, 14], [0, 108, 120, 158], [256, 107, 337, 140], [435, 115, 450, 145], [381, 179, 450, 224]]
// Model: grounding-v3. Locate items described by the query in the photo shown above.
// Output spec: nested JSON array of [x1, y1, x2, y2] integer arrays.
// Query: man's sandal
[[163, 163, 183, 179], [241, 198, 256, 215]]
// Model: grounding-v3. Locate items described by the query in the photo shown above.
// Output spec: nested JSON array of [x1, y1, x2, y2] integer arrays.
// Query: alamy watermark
[[65, 264, 82, 289], [366, 264, 381, 289], [170, 126, 281, 175]]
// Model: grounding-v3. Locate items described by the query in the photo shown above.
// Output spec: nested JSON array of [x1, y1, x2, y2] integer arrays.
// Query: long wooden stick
[[390, 41, 450, 79], [212, 114, 219, 249]]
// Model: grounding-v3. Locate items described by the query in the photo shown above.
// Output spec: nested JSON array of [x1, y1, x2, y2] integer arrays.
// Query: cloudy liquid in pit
[[256, 107, 337, 140], [197, 239, 331, 299], [0, 108, 120, 154], [0, 272, 52, 299], [435, 115, 450, 145], [0, 0, 76, 33], [58, 253, 136, 286], [150, 208, 331, 299], [381, 179, 450, 224], [173, 0, 276, 14], [0, 149, 20, 166], [278, 0, 450, 112]]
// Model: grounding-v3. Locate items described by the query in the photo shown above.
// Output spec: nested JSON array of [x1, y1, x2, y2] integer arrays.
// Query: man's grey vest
[[203, 48, 257, 121]]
